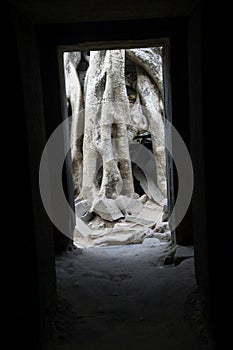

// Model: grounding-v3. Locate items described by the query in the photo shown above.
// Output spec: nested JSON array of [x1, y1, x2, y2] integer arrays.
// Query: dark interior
[[3, 1, 231, 349]]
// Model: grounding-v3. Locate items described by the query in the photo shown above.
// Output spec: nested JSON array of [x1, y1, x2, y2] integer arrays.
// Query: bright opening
[[62, 46, 171, 248]]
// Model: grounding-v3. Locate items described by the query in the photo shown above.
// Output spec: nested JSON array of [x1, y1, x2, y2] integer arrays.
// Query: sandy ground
[[51, 241, 212, 350]]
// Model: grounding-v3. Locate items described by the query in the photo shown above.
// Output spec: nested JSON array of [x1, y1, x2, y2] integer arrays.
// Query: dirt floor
[[51, 241, 212, 350]]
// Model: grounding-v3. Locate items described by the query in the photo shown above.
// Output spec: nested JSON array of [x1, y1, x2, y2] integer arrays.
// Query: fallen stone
[[87, 215, 105, 229], [155, 222, 169, 233], [75, 199, 92, 218], [115, 195, 131, 213], [113, 222, 137, 230], [115, 195, 143, 216], [80, 211, 94, 222], [93, 198, 124, 222], [75, 199, 93, 223], [138, 204, 163, 223], [125, 215, 154, 225]]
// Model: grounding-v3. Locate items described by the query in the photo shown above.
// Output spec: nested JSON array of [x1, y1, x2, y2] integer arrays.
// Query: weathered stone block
[[75, 199, 93, 222], [115, 195, 143, 216], [93, 198, 124, 222]]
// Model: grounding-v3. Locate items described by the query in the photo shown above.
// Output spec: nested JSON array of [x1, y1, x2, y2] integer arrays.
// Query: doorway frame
[[57, 38, 176, 243]]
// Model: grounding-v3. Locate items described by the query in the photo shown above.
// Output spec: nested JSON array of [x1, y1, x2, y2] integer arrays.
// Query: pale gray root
[[114, 122, 135, 196], [126, 48, 163, 97], [136, 66, 167, 197], [128, 94, 149, 141], [64, 52, 84, 197], [81, 51, 105, 201], [82, 49, 135, 201], [96, 124, 123, 199]]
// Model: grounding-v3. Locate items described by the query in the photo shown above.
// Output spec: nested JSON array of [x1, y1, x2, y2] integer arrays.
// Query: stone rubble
[[92, 198, 124, 222], [74, 196, 171, 248]]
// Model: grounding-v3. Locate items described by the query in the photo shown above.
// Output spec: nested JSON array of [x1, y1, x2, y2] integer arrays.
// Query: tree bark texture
[[64, 47, 167, 205]]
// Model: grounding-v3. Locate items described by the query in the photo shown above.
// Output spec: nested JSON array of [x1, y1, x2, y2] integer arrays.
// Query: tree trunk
[[82, 50, 134, 202], [65, 47, 167, 207], [136, 66, 167, 197], [126, 48, 163, 97], [64, 52, 84, 197]]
